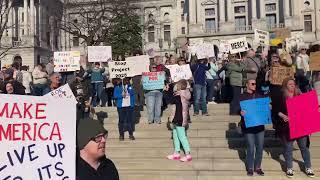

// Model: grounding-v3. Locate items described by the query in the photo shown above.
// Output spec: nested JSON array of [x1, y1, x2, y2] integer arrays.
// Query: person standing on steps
[[164, 79, 192, 162], [113, 77, 136, 141], [240, 79, 267, 176]]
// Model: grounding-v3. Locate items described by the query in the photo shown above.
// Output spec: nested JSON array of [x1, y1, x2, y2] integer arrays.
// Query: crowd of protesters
[[1, 43, 320, 179]]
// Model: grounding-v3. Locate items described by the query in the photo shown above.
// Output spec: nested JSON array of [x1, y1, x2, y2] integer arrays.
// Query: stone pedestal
[[189, 24, 203, 34]]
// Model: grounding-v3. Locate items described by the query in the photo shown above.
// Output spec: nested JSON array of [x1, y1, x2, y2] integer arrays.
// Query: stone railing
[[235, 25, 252, 32], [204, 28, 219, 34], [266, 23, 285, 31]]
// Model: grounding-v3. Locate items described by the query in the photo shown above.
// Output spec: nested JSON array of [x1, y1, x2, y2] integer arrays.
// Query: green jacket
[[227, 61, 245, 87]]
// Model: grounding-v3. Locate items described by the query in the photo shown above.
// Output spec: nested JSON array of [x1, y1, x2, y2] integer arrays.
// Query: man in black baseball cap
[[77, 118, 119, 180]]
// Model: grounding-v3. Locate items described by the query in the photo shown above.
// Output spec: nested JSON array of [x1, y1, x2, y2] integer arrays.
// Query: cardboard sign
[[270, 66, 295, 85], [228, 37, 249, 54], [54, 51, 81, 72], [275, 28, 291, 40], [192, 43, 215, 59], [108, 56, 150, 79], [240, 97, 272, 128], [88, 46, 112, 62], [142, 72, 165, 90], [44, 84, 77, 104], [254, 29, 270, 46], [287, 90, 320, 139], [166, 64, 193, 82], [310, 51, 320, 71], [0, 94, 76, 179], [219, 40, 231, 53]]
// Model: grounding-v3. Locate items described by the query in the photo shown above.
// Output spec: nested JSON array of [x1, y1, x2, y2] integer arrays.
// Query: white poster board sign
[[0, 94, 76, 180], [44, 84, 77, 104], [88, 46, 112, 62], [228, 37, 249, 54], [166, 64, 193, 82], [54, 51, 81, 72], [219, 40, 231, 53], [108, 56, 150, 79], [194, 43, 215, 59], [254, 29, 270, 46]]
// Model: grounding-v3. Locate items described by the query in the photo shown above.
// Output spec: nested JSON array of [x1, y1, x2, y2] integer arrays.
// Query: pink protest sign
[[286, 90, 320, 139]]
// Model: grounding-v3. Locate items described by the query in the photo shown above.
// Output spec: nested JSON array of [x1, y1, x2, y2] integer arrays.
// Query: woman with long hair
[[273, 78, 315, 178]]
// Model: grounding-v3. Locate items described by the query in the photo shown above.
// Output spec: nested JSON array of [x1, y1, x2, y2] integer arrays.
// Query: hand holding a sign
[[278, 112, 289, 122], [240, 110, 246, 116]]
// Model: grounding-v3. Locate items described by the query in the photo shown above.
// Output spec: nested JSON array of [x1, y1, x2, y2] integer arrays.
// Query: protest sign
[[270, 66, 295, 85], [142, 72, 165, 90], [88, 46, 112, 62], [126, 55, 150, 75], [275, 28, 291, 40], [54, 51, 80, 72], [228, 37, 249, 54], [310, 51, 320, 71], [166, 64, 193, 82], [192, 43, 215, 59], [287, 90, 320, 139], [240, 97, 272, 128], [254, 29, 270, 46], [219, 40, 231, 53], [44, 84, 77, 104], [108, 57, 150, 79], [0, 94, 76, 180]]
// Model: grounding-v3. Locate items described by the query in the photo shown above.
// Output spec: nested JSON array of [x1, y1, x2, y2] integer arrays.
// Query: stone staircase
[[95, 104, 320, 180]]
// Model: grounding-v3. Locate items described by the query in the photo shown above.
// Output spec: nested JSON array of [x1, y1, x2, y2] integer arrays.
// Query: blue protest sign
[[142, 72, 165, 91], [240, 97, 272, 128]]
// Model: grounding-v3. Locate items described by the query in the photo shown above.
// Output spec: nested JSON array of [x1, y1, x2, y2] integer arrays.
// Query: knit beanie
[[77, 118, 107, 150]]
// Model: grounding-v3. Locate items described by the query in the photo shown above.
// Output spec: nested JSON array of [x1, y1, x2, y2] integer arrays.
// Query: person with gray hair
[[43, 72, 62, 95]]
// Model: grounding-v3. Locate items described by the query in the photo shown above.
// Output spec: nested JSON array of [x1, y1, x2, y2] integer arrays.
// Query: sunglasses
[[250, 83, 256, 86], [301, 49, 307, 50], [91, 132, 108, 143], [272, 56, 280, 59]]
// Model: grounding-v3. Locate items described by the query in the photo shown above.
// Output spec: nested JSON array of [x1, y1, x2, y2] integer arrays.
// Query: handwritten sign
[[54, 51, 80, 72], [240, 97, 272, 128], [287, 90, 320, 139], [310, 51, 320, 71], [275, 28, 291, 40], [44, 84, 77, 104], [88, 46, 112, 62], [191, 43, 215, 59], [108, 57, 150, 79], [166, 64, 193, 82], [219, 40, 231, 53], [142, 72, 165, 90], [254, 29, 270, 46], [0, 94, 76, 179], [228, 37, 249, 54], [270, 66, 295, 85], [126, 55, 150, 75]]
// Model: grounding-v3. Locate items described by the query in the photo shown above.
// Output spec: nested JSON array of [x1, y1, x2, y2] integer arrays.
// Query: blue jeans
[[193, 84, 207, 114], [244, 131, 265, 170], [145, 90, 163, 123], [91, 82, 104, 107], [117, 107, 134, 136], [206, 79, 215, 101], [281, 136, 311, 169]]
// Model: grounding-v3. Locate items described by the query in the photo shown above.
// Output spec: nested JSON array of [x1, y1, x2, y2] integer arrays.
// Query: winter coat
[[227, 61, 245, 87], [243, 57, 261, 80], [21, 70, 32, 94], [113, 84, 135, 108], [32, 67, 48, 85]]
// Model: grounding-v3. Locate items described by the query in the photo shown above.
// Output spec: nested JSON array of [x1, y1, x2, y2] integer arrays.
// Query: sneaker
[[148, 121, 153, 124], [167, 153, 180, 160], [305, 168, 315, 178], [180, 155, 192, 162], [119, 135, 124, 141], [255, 169, 265, 176], [202, 113, 210, 116], [129, 135, 135, 140], [247, 169, 254, 176], [208, 101, 217, 105], [193, 112, 199, 116], [286, 169, 294, 178]]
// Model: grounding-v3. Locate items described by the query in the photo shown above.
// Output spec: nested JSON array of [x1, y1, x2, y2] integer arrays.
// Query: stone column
[[252, 0, 257, 19], [24, 0, 28, 35], [38, 0, 42, 45], [189, 0, 196, 24], [284, 0, 290, 17], [227, 0, 233, 22], [30, 0, 35, 35], [260, 0, 265, 19], [316, 0, 320, 40], [219, 0, 225, 23]]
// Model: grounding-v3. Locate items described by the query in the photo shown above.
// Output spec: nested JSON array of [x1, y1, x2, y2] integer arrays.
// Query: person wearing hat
[[77, 119, 119, 180]]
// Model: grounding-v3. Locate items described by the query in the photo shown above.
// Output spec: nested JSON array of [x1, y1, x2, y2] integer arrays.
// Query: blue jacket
[[87, 68, 105, 82], [113, 85, 135, 108], [191, 63, 211, 86]]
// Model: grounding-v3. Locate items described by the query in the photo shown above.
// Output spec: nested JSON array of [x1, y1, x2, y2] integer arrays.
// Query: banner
[[275, 28, 291, 40], [270, 66, 295, 85], [254, 29, 270, 46], [240, 97, 272, 128], [166, 64, 192, 82], [310, 51, 320, 71], [142, 72, 165, 91], [54, 51, 80, 72], [44, 84, 77, 104], [192, 43, 215, 59], [228, 37, 249, 54], [108, 56, 150, 79], [287, 90, 320, 139], [88, 46, 112, 62], [0, 95, 76, 180]]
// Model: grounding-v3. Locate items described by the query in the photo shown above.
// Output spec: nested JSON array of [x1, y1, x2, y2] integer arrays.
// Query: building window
[[55, 35, 59, 49], [265, 3, 276, 12], [47, 32, 51, 46], [235, 16, 246, 31], [72, 31, 79, 47], [205, 8, 215, 16], [164, 25, 171, 42], [234, 6, 245, 14], [181, 1, 185, 8], [205, 18, 216, 30], [181, 27, 186, 34], [22, 29, 24, 35], [181, 14, 185, 21], [22, 13, 24, 22], [148, 26, 155, 42], [304, 15, 312, 32], [266, 14, 276, 29]]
